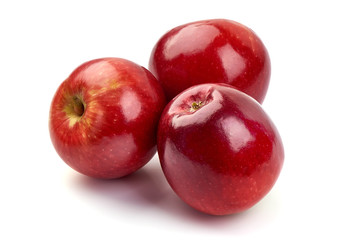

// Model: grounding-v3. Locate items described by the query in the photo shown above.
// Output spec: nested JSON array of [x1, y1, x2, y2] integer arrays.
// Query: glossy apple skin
[[149, 19, 271, 103], [49, 58, 166, 179], [157, 84, 284, 215]]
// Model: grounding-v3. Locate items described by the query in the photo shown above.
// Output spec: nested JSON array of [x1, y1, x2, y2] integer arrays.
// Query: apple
[[157, 83, 284, 215], [149, 19, 271, 103], [49, 58, 166, 179]]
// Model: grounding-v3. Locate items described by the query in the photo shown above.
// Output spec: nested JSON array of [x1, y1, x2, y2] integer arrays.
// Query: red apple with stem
[[149, 19, 271, 103], [157, 83, 284, 215], [49, 58, 166, 179]]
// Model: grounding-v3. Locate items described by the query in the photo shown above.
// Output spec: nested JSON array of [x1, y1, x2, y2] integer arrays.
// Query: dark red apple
[[157, 83, 284, 215], [49, 58, 166, 179], [149, 19, 271, 103]]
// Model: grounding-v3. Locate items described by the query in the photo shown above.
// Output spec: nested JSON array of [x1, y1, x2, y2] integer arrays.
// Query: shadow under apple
[[66, 157, 280, 232]]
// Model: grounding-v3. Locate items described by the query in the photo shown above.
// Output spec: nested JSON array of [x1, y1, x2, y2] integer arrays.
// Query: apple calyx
[[190, 101, 203, 112]]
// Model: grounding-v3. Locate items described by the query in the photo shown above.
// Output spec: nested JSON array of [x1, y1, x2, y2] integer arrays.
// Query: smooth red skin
[[149, 19, 271, 103], [49, 58, 166, 179], [157, 84, 284, 215]]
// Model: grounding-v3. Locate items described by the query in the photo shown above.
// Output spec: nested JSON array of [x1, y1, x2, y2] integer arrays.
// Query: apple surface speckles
[[157, 83, 284, 215]]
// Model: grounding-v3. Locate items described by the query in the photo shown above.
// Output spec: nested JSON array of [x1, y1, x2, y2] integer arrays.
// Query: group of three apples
[[49, 19, 284, 216]]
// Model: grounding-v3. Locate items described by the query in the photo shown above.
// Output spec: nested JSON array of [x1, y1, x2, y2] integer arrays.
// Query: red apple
[[149, 19, 271, 103], [157, 83, 284, 215], [49, 58, 166, 179]]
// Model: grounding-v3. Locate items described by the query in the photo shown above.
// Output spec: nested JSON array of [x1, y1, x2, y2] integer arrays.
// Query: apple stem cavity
[[64, 95, 85, 122], [72, 96, 85, 117]]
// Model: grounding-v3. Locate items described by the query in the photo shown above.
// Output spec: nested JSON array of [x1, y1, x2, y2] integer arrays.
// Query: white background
[[1, 0, 359, 239]]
